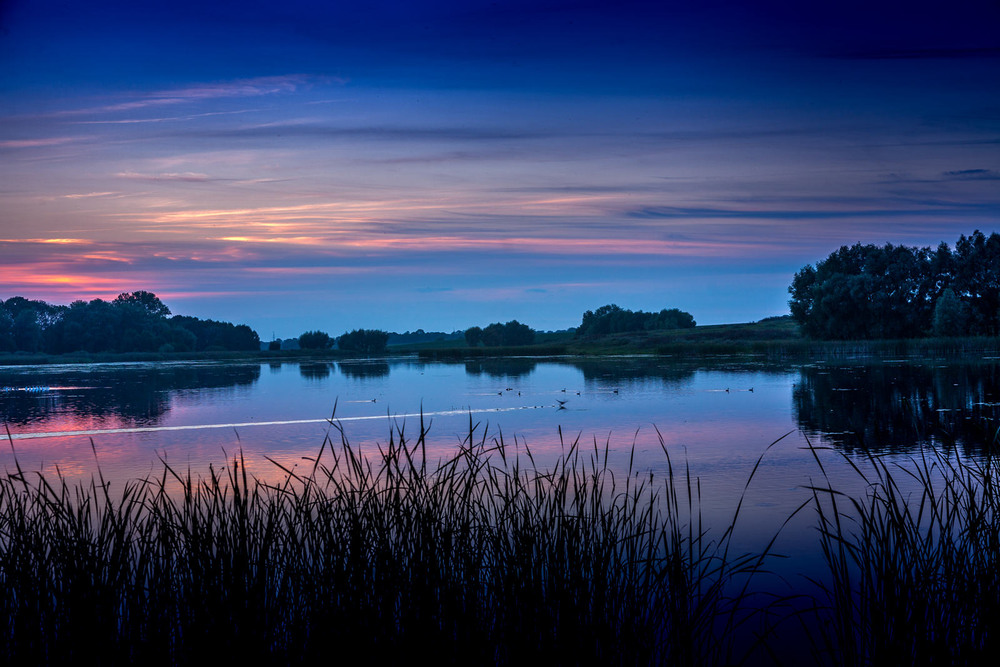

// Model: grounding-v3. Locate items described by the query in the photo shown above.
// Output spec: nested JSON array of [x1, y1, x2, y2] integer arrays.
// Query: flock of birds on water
[[456, 385, 755, 410], [4, 384, 755, 414]]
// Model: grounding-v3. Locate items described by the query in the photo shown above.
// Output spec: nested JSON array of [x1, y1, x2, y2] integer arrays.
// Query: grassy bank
[[1, 421, 998, 664]]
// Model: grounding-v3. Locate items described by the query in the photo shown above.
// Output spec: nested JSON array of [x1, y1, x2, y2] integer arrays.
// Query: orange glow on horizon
[[0, 238, 92, 245]]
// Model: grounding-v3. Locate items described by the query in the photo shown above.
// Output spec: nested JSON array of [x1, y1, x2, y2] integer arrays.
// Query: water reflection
[[4, 356, 999, 470], [794, 362, 1000, 453], [299, 362, 333, 380], [339, 360, 390, 379], [464, 358, 537, 379], [0, 363, 261, 428], [572, 358, 697, 385]]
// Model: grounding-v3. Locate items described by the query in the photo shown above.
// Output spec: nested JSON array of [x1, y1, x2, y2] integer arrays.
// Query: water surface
[[2, 354, 998, 576]]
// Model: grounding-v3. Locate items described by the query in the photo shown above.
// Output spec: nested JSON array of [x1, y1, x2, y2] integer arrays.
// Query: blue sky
[[1, 0, 998, 337]]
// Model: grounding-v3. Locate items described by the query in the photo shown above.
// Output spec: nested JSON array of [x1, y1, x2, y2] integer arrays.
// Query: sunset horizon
[[2, 0, 998, 338]]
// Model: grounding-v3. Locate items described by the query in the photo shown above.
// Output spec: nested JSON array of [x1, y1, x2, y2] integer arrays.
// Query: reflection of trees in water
[[338, 361, 390, 379], [0, 364, 261, 428], [299, 362, 333, 380], [794, 363, 1000, 453], [571, 359, 697, 387], [464, 359, 537, 379]]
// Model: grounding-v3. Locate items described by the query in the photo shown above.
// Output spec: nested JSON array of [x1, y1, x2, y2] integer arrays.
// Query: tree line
[[460, 305, 697, 348], [789, 230, 1000, 340], [464, 321, 535, 347], [0, 291, 260, 354], [297, 329, 390, 354], [575, 304, 696, 336]]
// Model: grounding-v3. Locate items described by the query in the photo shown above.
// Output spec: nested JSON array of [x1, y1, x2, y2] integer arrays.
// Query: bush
[[298, 330, 333, 350]]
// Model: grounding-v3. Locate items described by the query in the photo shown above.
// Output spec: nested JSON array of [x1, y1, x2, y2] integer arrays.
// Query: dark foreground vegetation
[[1, 418, 999, 665]]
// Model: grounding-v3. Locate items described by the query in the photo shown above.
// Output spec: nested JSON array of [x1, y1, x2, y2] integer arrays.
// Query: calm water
[[2, 355, 999, 574]]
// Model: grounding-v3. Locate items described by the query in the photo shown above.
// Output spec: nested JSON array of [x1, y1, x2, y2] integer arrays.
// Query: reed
[[7, 413, 997, 665], [804, 431, 1000, 666], [0, 419, 779, 665]]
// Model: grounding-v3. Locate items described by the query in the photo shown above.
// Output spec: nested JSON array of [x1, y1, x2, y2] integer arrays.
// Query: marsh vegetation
[[0, 412, 998, 665]]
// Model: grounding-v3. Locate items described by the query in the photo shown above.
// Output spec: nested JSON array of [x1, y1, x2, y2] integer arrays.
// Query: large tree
[[577, 304, 695, 336], [1, 292, 260, 354], [112, 291, 171, 317], [338, 329, 389, 354], [298, 330, 333, 349], [789, 231, 1000, 339]]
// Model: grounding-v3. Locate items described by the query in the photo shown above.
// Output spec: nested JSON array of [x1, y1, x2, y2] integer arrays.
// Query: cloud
[[176, 122, 549, 143], [0, 137, 83, 149], [52, 75, 322, 117], [942, 169, 1000, 181], [627, 203, 993, 220], [116, 171, 218, 183], [62, 192, 122, 199], [72, 108, 259, 125]]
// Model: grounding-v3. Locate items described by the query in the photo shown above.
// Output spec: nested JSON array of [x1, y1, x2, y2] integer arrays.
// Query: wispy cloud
[[177, 122, 550, 143], [72, 108, 259, 125], [51, 75, 321, 118], [0, 238, 92, 245], [0, 137, 83, 149], [627, 203, 993, 220], [943, 169, 1000, 181], [117, 171, 217, 183], [62, 192, 122, 199]]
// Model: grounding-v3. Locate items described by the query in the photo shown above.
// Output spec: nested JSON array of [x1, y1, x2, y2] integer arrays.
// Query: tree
[[480, 323, 505, 347], [501, 320, 534, 346], [113, 291, 171, 318], [789, 243, 935, 339], [0, 306, 13, 352], [648, 308, 696, 330], [577, 304, 695, 336], [299, 330, 333, 349], [337, 329, 389, 354], [465, 326, 483, 347], [932, 288, 969, 337], [952, 230, 1000, 336], [13, 310, 42, 353]]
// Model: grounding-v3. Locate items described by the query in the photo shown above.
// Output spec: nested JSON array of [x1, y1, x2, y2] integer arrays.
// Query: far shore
[[2, 318, 999, 367]]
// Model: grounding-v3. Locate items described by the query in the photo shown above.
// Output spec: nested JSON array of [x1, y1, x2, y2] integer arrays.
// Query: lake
[[2, 354, 999, 575]]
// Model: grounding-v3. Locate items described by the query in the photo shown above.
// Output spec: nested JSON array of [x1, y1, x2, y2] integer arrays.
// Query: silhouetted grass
[[0, 420, 781, 665], [805, 431, 1000, 666], [5, 415, 1000, 665]]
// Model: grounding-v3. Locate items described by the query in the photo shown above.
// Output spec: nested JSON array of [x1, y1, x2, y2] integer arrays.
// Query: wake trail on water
[[5, 405, 550, 441]]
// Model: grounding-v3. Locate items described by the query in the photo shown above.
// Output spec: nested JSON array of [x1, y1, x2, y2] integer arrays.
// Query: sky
[[1, 0, 998, 338]]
